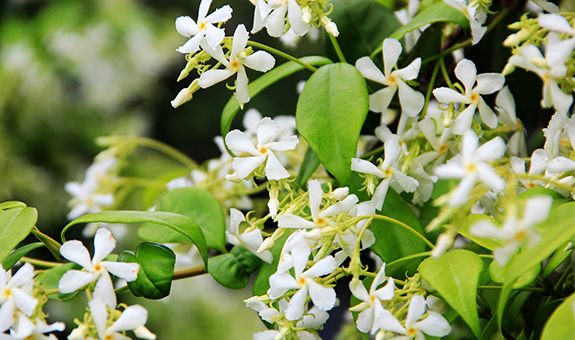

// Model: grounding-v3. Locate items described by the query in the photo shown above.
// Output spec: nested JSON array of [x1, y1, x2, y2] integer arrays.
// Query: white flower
[[349, 265, 396, 334], [249, 0, 272, 34], [58, 228, 140, 308], [0, 263, 37, 333], [495, 86, 527, 157], [510, 149, 549, 190], [225, 117, 298, 181], [199, 24, 275, 103], [89, 298, 156, 340], [356, 38, 424, 117], [539, 13, 575, 37], [227, 208, 273, 263], [434, 130, 506, 206], [380, 295, 451, 339], [175, 0, 232, 54], [443, 0, 487, 45], [268, 245, 337, 320], [351, 135, 419, 211], [265, 0, 309, 37], [8, 312, 64, 340], [471, 195, 552, 265], [507, 33, 575, 114], [395, 0, 422, 52], [433, 59, 505, 135]]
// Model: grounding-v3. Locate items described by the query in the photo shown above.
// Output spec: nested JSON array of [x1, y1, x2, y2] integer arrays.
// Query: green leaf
[[63, 211, 208, 270], [419, 249, 483, 340], [403, 24, 442, 69], [542, 246, 573, 279], [296, 63, 369, 186], [0, 207, 38, 262], [118, 242, 176, 299], [327, 0, 402, 63], [0, 201, 27, 210], [379, 2, 470, 56], [541, 293, 575, 340], [295, 146, 321, 188], [138, 187, 226, 252], [369, 189, 427, 276], [489, 260, 539, 288], [221, 56, 332, 137], [497, 202, 575, 329], [208, 245, 263, 289], [458, 214, 505, 251], [253, 230, 291, 296], [2, 243, 45, 270], [36, 263, 82, 301]]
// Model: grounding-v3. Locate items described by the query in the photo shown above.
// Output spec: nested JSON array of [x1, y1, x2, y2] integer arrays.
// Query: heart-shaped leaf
[[208, 245, 263, 289]]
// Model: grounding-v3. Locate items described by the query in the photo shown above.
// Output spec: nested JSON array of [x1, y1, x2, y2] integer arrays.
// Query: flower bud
[[508, 21, 522, 29], [268, 197, 280, 219], [321, 17, 339, 37], [503, 34, 520, 47], [171, 79, 200, 108], [302, 6, 312, 24], [332, 187, 349, 200], [431, 233, 453, 258], [258, 237, 275, 253], [502, 63, 515, 76]]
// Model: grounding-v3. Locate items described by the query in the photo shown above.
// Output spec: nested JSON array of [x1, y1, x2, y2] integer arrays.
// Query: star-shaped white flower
[[351, 134, 419, 211], [0, 263, 37, 333], [433, 59, 505, 135], [380, 295, 451, 339], [434, 130, 506, 206], [264, 0, 309, 37], [227, 208, 273, 263], [444, 0, 487, 45], [175, 0, 232, 54], [58, 228, 140, 308], [225, 117, 298, 181], [268, 245, 337, 320], [510, 149, 549, 190], [471, 195, 552, 265], [8, 312, 64, 340], [495, 86, 527, 157], [89, 298, 156, 340], [349, 265, 396, 334], [356, 38, 424, 117], [199, 24, 275, 104]]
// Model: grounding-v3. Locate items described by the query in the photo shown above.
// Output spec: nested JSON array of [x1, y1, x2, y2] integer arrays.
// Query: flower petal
[[266, 3, 288, 37], [382, 39, 402, 77], [244, 51, 276, 72], [307, 278, 336, 311], [102, 262, 140, 282], [474, 137, 506, 162], [522, 196, 553, 226], [93, 228, 116, 265], [285, 286, 308, 320], [60, 240, 94, 271], [433, 87, 470, 104], [204, 24, 225, 49], [88, 298, 108, 340], [287, 0, 309, 35], [405, 295, 426, 328], [176, 33, 204, 54], [452, 103, 477, 135], [267, 135, 299, 151], [175, 16, 198, 37], [232, 155, 267, 179], [474, 73, 505, 95], [351, 158, 384, 177], [278, 214, 317, 229], [235, 66, 250, 104], [12, 289, 38, 316], [538, 14, 574, 35], [414, 311, 451, 337], [58, 270, 98, 294], [356, 57, 387, 84], [477, 96, 498, 128], [108, 305, 148, 333], [198, 68, 236, 89], [304, 256, 337, 278], [226, 130, 258, 155], [393, 57, 421, 81], [397, 79, 424, 116], [454, 59, 477, 96], [205, 4, 233, 24], [93, 271, 117, 308], [265, 151, 290, 180]]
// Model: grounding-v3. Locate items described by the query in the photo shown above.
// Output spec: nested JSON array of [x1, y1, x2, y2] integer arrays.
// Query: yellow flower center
[[465, 162, 477, 174]]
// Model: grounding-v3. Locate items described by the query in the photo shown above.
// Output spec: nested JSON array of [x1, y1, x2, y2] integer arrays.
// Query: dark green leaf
[[0, 207, 38, 262], [295, 146, 321, 188], [296, 63, 369, 186], [139, 187, 226, 252], [118, 242, 176, 299], [62, 211, 208, 270], [419, 249, 483, 340], [208, 245, 263, 289], [328, 0, 402, 63], [542, 246, 573, 279], [36, 263, 82, 301], [2, 243, 45, 270], [221, 56, 332, 137], [369, 189, 426, 277]]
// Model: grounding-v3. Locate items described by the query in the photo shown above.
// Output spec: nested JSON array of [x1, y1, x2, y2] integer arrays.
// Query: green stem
[[132, 137, 198, 169], [478, 285, 546, 293], [21, 257, 62, 268], [328, 34, 347, 63], [439, 57, 454, 88], [172, 265, 206, 280], [246, 41, 318, 72], [421, 61, 441, 118], [360, 146, 384, 159], [371, 215, 435, 249]]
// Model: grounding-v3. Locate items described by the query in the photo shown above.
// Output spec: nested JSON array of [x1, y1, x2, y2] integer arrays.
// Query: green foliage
[[369, 189, 426, 276], [296, 63, 369, 186], [63, 210, 208, 270], [419, 249, 484, 340], [118, 242, 176, 299], [2, 242, 44, 270], [221, 56, 333, 137], [328, 0, 402, 63], [489, 260, 539, 289], [138, 187, 226, 252], [541, 293, 575, 340], [295, 147, 321, 188], [0, 207, 38, 263], [208, 245, 263, 289]]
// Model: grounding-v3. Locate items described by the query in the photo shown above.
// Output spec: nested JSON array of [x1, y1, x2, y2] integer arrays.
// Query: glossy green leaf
[[328, 0, 401, 63], [517, 186, 563, 200], [369, 189, 426, 276], [295, 146, 321, 188], [139, 187, 226, 252], [63, 211, 208, 270], [253, 230, 291, 296], [403, 24, 442, 69], [532, 300, 563, 340], [296, 63, 369, 186], [498, 202, 575, 329], [543, 246, 573, 279], [419, 249, 483, 340], [36, 263, 82, 301], [118, 242, 176, 299], [221, 56, 332, 137], [0, 207, 38, 262], [489, 260, 539, 288], [0, 201, 27, 210], [2, 243, 44, 270], [541, 293, 575, 340], [375, 2, 469, 57], [208, 245, 263, 289]]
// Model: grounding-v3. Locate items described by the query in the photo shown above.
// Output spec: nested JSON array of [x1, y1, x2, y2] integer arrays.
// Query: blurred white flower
[[89, 298, 156, 340], [0, 263, 37, 333]]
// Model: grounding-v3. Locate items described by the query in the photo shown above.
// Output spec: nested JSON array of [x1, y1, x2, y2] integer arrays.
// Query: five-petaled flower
[[58, 228, 140, 308], [0, 263, 38, 333], [88, 298, 156, 340]]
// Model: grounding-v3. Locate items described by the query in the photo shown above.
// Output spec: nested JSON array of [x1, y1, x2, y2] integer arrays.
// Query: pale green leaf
[[0, 207, 38, 262]]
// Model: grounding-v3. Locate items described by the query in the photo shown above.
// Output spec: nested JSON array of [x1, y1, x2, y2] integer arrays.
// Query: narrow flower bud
[[321, 17, 339, 37], [302, 6, 312, 24], [258, 237, 275, 253], [503, 34, 520, 47]]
